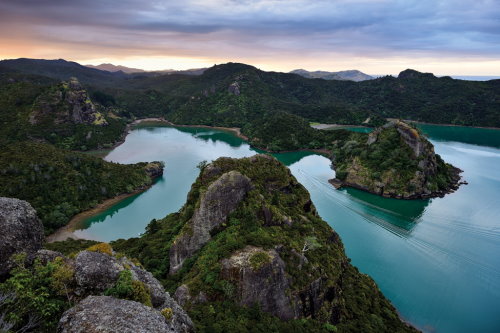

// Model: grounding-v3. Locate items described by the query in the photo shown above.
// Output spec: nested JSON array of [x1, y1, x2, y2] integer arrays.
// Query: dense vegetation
[[2, 59, 499, 128], [0, 244, 155, 332], [0, 71, 127, 152], [111, 156, 416, 332], [0, 254, 74, 332], [0, 142, 158, 234], [331, 122, 460, 197]]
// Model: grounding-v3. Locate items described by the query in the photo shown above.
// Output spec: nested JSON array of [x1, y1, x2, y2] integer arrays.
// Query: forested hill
[[1, 58, 499, 128]]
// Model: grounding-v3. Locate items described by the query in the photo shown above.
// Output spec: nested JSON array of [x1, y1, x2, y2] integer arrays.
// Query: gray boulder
[[221, 246, 296, 320], [58, 296, 183, 333], [130, 264, 167, 307], [169, 171, 252, 274], [0, 197, 43, 277], [159, 293, 195, 332], [74, 250, 124, 293], [35, 249, 68, 265]]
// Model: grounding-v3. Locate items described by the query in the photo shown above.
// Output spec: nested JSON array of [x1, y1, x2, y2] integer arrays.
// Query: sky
[[0, 0, 499, 75]]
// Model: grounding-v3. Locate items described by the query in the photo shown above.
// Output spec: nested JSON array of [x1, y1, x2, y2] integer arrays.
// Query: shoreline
[[403, 119, 500, 131], [311, 123, 370, 130], [58, 117, 481, 242], [128, 118, 330, 155], [328, 167, 466, 200], [46, 184, 153, 243]]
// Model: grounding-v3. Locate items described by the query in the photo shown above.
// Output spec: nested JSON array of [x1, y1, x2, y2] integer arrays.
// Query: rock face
[[169, 170, 252, 274], [144, 161, 164, 179], [30, 77, 107, 126], [74, 250, 186, 309], [64, 250, 193, 332], [228, 81, 240, 95], [74, 251, 124, 293], [114, 155, 416, 331], [221, 246, 296, 320], [58, 296, 180, 333], [0, 197, 43, 277]]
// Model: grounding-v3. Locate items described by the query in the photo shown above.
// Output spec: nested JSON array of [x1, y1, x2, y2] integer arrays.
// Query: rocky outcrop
[[158, 292, 195, 332], [228, 81, 240, 95], [60, 249, 193, 331], [58, 296, 186, 333], [221, 246, 296, 320], [74, 250, 124, 293], [0, 197, 43, 277], [169, 171, 252, 274], [30, 77, 107, 126], [35, 249, 68, 265], [74, 250, 179, 308], [130, 265, 167, 307], [174, 284, 207, 307], [144, 161, 164, 179]]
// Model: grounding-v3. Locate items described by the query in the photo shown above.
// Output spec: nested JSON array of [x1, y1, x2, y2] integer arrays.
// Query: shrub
[[86, 242, 113, 256], [161, 307, 173, 321], [104, 270, 152, 307], [0, 253, 71, 331], [249, 252, 271, 271]]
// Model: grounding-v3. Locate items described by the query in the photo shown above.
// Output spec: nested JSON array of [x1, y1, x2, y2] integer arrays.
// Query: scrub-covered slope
[[0, 142, 163, 234], [113, 155, 417, 332]]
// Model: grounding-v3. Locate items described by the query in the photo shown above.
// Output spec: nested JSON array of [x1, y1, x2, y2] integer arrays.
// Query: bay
[[73, 123, 500, 333]]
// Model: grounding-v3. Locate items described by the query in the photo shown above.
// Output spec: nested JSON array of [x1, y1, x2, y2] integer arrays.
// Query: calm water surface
[[74, 124, 500, 333]]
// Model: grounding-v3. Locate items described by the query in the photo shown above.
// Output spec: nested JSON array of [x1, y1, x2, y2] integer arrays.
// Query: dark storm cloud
[[1, 0, 499, 59]]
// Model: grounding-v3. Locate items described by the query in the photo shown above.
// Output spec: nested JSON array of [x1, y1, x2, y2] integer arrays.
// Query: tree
[[196, 160, 209, 172], [302, 236, 321, 254]]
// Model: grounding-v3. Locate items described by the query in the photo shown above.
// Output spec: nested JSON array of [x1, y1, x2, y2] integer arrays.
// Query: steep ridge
[[112, 155, 418, 332]]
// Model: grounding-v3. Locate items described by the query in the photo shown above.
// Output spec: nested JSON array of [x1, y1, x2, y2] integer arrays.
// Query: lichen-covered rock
[[35, 249, 68, 265], [74, 250, 124, 293], [0, 197, 43, 277], [221, 246, 296, 320], [52, 249, 194, 331], [159, 292, 195, 332], [130, 264, 167, 307], [57, 296, 181, 333], [144, 161, 164, 179], [169, 170, 252, 274]]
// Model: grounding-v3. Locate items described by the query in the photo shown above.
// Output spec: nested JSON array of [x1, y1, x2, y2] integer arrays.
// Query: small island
[[329, 120, 464, 199]]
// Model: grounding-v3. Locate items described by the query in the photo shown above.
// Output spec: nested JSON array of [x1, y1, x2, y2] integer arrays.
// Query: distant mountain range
[[85, 63, 147, 73], [290, 69, 373, 81], [85, 63, 207, 76]]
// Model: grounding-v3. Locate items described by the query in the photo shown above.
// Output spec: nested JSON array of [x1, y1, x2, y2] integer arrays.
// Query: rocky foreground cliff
[[0, 197, 193, 332], [113, 155, 419, 332], [330, 120, 463, 199]]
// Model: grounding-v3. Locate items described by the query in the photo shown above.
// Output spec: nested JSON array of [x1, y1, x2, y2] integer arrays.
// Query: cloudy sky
[[1, 0, 499, 74]]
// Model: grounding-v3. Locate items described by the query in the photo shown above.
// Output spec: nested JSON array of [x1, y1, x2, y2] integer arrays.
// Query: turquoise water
[[74, 125, 500, 333]]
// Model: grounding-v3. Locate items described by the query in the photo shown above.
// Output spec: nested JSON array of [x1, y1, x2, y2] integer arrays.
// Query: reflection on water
[[342, 188, 430, 231], [74, 124, 500, 333], [416, 123, 500, 149]]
